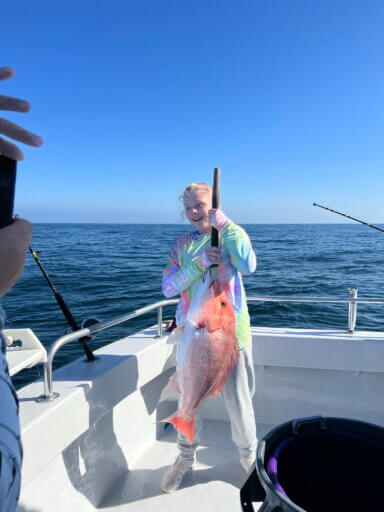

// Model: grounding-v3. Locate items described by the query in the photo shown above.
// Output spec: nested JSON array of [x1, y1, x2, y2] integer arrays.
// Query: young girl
[[161, 182, 257, 493]]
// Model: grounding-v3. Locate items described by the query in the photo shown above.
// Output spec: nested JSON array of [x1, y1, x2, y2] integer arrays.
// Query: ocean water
[[3, 223, 384, 389]]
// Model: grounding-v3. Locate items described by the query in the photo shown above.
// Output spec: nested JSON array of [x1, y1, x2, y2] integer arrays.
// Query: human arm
[[0, 219, 32, 297], [0, 219, 30, 512], [162, 238, 210, 298], [0, 65, 40, 512], [0, 310, 22, 512], [209, 209, 256, 275], [0, 66, 43, 161]]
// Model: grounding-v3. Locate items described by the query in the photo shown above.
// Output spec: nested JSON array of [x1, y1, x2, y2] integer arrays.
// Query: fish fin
[[210, 379, 226, 397], [159, 373, 180, 402], [162, 414, 195, 444], [229, 344, 240, 368], [209, 364, 229, 396], [160, 390, 179, 402], [210, 346, 240, 397], [166, 326, 183, 345]]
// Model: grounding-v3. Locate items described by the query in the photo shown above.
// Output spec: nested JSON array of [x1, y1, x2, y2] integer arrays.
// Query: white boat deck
[[15, 324, 384, 511], [101, 420, 258, 512]]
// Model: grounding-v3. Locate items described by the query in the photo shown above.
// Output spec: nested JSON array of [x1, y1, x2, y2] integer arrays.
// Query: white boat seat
[[4, 329, 47, 376]]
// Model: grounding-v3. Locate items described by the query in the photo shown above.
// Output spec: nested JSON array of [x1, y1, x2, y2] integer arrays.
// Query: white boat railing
[[37, 288, 384, 401]]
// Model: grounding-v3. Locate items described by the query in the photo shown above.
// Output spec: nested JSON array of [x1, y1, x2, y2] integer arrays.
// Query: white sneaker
[[161, 454, 196, 493], [240, 452, 256, 472]]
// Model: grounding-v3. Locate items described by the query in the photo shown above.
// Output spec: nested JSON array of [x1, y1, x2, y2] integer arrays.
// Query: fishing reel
[[81, 317, 101, 336], [64, 317, 100, 337]]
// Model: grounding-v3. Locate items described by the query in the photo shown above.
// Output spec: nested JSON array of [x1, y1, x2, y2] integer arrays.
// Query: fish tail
[[163, 413, 195, 444]]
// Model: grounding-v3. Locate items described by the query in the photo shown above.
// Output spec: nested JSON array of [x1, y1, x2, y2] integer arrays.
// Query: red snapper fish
[[163, 278, 239, 443]]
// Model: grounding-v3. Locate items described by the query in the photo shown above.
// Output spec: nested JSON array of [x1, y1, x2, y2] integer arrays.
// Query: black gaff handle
[[211, 167, 220, 247], [211, 167, 220, 268], [0, 155, 16, 229]]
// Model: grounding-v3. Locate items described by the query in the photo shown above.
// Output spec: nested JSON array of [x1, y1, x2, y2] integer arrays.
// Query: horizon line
[[29, 221, 384, 226]]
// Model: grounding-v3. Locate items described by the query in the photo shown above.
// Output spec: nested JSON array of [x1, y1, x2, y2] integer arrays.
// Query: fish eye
[[221, 301, 226, 307]]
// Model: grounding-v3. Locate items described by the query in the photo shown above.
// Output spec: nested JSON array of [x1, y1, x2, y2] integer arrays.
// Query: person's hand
[[208, 209, 228, 231], [0, 66, 43, 160], [205, 247, 222, 265], [197, 247, 222, 269], [0, 218, 32, 297]]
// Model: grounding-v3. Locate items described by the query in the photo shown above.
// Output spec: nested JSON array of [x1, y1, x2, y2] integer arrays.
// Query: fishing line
[[37, 256, 80, 301], [298, 226, 312, 328], [32, 252, 98, 321]]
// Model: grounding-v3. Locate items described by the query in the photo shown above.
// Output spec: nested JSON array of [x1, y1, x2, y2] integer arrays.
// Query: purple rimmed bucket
[[240, 416, 384, 512]]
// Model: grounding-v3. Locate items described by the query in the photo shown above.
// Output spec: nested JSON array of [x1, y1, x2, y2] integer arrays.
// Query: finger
[[0, 67, 14, 81], [0, 136, 24, 160], [0, 95, 30, 113], [207, 252, 220, 262], [0, 118, 43, 147]]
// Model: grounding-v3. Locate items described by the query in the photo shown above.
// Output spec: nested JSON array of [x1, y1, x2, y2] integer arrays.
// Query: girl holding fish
[[161, 182, 257, 493]]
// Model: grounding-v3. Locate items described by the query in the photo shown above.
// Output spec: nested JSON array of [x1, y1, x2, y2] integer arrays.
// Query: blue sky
[[2, 1, 383, 223]]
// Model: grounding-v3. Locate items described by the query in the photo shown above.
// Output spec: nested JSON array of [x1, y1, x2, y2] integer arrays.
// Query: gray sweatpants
[[177, 341, 257, 460]]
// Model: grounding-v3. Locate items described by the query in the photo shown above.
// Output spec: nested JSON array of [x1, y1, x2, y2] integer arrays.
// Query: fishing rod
[[211, 167, 220, 268], [313, 203, 384, 234], [29, 246, 96, 362]]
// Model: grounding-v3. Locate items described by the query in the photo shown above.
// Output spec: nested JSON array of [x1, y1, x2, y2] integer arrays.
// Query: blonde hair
[[180, 182, 212, 201]]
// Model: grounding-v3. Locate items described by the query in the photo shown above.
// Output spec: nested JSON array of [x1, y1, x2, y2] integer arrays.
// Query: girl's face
[[183, 189, 212, 234]]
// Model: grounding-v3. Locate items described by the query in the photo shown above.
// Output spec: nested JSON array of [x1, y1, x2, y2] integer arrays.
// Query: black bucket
[[240, 416, 384, 511]]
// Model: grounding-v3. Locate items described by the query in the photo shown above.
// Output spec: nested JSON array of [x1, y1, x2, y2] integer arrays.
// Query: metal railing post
[[348, 288, 358, 333], [157, 305, 163, 338], [37, 361, 58, 402], [43, 362, 49, 397]]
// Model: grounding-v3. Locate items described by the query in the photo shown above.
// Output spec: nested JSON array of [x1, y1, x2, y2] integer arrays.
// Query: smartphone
[[0, 155, 17, 229]]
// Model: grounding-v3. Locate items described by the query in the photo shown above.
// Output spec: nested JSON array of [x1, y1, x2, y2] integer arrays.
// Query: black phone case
[[0, 155, 17, 228]]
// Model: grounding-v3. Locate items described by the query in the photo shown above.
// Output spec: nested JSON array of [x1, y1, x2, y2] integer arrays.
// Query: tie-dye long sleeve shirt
[[162, 220, 256, 349]]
